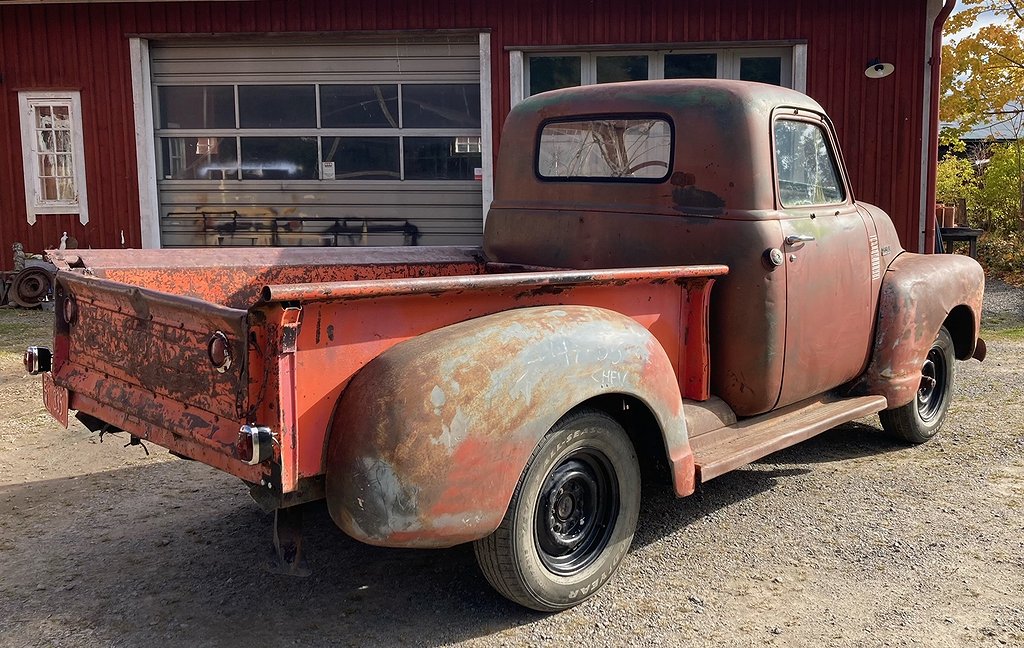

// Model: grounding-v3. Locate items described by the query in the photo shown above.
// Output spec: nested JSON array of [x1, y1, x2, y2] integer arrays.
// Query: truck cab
[[485, 80, 981, 418]]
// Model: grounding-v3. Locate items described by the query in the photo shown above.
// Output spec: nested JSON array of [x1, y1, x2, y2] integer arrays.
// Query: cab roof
[[493, 79, 835, 215]]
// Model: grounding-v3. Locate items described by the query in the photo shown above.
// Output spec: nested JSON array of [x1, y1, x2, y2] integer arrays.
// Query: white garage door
[[150, 36, 483, 248]]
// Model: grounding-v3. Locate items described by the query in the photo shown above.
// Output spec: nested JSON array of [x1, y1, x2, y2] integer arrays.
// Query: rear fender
[[324, 305, 691, 548], [853, 252, 984, 408]]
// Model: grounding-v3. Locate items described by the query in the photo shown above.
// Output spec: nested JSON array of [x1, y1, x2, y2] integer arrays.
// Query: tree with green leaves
[[936, 152, 979, 204], [979, 143, 1024, 232]]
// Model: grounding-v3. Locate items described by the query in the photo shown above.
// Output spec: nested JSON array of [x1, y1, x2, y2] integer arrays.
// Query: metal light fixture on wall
[[865, 58, 895, 79]]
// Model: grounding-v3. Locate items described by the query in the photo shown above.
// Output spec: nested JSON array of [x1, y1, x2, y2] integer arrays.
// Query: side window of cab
[[773, 118, 846, 207]]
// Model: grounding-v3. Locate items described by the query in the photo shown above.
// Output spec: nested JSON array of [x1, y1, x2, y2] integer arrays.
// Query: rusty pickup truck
[[26, 80, 985, 612]]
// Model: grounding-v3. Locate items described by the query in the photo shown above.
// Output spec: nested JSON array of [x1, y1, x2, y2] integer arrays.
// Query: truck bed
[[45, 246, 727, 497]]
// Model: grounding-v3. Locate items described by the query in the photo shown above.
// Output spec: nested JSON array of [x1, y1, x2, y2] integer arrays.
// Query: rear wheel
[[473, 409, 641, 611], [879, 326, 955, 444]]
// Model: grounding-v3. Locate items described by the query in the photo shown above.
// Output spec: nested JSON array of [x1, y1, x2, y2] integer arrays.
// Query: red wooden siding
[[0, 0, 929, 269]]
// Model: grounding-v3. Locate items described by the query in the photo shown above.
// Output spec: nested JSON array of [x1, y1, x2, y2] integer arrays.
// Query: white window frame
[[513, 44, 807, 106], [722, 47, 793, 87], [18, 91, 89, 226], [130, 37, 161, 249]]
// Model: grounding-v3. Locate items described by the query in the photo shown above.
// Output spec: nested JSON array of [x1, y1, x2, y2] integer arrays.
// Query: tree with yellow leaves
[[942, 0, 1023, 133], [941, 1, 1022, 231]]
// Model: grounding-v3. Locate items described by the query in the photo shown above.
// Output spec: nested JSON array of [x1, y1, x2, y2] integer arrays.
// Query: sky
[[947, 1, 1003, 40]]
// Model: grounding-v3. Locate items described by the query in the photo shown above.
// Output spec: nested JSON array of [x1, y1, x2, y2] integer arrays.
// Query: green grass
[[982, 325, 1024, 341], [981, 307, 1024, 340], [0, 307, 54, 352]]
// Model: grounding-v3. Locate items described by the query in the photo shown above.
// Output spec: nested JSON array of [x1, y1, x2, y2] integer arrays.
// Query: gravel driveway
[[0, 282, 1021, 648]]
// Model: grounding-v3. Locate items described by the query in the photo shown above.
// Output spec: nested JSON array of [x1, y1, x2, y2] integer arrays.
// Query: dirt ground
[[1, 287, 1022, 647]]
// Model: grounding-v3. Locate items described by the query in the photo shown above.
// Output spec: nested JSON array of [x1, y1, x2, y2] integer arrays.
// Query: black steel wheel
[[880, 326, 956, 444], [534, 447, 619, 576], [474, 409, 641, 611]]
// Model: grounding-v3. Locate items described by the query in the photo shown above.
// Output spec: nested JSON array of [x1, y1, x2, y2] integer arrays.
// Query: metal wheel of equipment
[[473, 409, 641, 611], [9, 267, 53, 308], [879, 326, 956, 444]]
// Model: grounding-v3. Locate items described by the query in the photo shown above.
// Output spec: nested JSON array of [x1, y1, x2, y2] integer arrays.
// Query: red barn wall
[[0, 0, 929, 269]]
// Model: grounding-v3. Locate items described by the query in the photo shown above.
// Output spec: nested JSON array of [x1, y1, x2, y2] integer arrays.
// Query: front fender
[[324, 305, 690, 548], [853, 252, 984, 408]]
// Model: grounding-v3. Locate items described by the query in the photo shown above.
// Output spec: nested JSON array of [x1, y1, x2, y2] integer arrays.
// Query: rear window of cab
[[536, 116, 673, 182]]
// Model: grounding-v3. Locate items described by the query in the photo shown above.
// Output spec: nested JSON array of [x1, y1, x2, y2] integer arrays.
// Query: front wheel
[[879, 326, 956, 444], [473, 409, 641, 611]]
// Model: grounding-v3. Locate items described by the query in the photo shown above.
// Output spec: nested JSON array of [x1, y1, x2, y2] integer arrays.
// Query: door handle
[[785, 234, 816, 245]]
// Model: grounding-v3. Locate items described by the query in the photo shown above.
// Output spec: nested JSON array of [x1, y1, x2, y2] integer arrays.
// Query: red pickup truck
[[26, 80, 985, 612]]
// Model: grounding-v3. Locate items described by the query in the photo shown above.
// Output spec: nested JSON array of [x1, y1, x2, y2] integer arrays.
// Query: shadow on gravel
[[0, 461, 538, 647], [0, 420, 914, 646], [631, 420, 905, 550], [633, 466, 812, 549]]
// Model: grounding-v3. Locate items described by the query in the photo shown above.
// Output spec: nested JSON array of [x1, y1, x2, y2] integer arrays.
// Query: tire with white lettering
[[879, 326, 955, 444], [473, 409, 641, 611]]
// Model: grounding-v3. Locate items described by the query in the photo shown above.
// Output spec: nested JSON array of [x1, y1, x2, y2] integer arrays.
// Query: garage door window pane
[[402, 85, 481, 129], [322, 137, 400, 180], [240, 137, 318, 180], [596, 55, 649, 83], [665, 54, 718, 79], [530, 56, 582, 95], [239, 85, 316, 128], [159, 86, 235, 129], [321, 85, 400, 128], [161, 137, 239, 180], [740, 57, 783, 86], [404, 137, 481, 180]]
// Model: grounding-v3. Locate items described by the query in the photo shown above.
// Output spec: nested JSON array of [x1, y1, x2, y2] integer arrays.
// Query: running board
[[688, 394, 888, 483]]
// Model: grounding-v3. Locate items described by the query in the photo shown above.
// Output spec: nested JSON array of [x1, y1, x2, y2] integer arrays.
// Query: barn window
[[664, 53, 717, 79], [18, 91, 89, 225], [529, 56, 583, 95], [595, 55, 650, 83], [519, 46, 798, 100], [454, 136, 482, 154]]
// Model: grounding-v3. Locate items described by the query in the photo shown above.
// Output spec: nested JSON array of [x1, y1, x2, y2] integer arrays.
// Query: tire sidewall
[[510, 414, 641, 611]]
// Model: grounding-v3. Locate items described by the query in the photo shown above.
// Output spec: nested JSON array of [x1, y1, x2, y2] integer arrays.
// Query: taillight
[[24, 346, 52, 375], [237, 425, 275, 465], [207, 331, 232, 373], [62, 294, 77, 325]]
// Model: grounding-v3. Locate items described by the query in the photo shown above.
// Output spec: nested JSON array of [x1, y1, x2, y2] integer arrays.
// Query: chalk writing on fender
[[592, 369, 630, 387], [539, 338, 639, 367]]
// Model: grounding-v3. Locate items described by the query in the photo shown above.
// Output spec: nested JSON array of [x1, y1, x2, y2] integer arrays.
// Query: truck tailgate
[[52, 271, 259, 479]]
